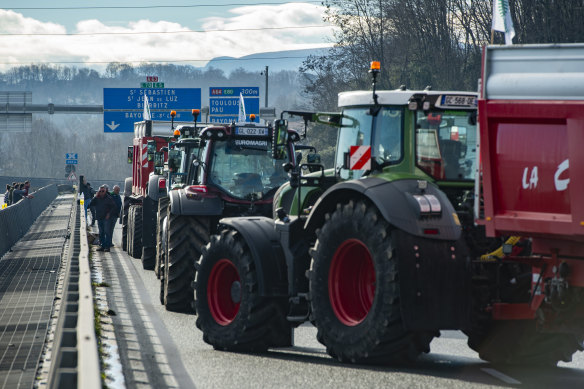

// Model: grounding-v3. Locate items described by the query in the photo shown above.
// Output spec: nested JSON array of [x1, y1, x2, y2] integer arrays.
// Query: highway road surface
[[91, 228, 584, 389]]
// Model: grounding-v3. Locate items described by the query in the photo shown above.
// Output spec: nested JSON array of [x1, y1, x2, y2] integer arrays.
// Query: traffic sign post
[[209, 87, 259, 124], [103, 87, 201, 133]]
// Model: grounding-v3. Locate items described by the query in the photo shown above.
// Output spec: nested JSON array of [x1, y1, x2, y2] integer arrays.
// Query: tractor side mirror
[[147, 140, 156, 162], [127, 146, 133, 164], [272, 119, 289, 160], [296, 152, 303, 165], [468, 111, 477, 126]]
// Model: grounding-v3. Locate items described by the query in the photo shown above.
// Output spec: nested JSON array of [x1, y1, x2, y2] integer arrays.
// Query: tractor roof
[[338, 89, 477, 108]]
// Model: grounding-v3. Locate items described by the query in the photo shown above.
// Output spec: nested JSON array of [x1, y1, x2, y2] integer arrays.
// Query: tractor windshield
[[415, 110, 477, 181], [208, 139, 289, 200], [335, 106, 403, 179]]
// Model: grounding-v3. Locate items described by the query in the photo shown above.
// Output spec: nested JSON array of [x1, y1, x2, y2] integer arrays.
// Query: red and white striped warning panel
[[349, 145, 371, 170]]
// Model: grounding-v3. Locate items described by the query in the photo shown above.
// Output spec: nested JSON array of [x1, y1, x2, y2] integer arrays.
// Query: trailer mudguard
[[219, 217, 288, 297], [305, 177, 462, 241], [147, 174, 166, 202], [168, 188, 224, 216]]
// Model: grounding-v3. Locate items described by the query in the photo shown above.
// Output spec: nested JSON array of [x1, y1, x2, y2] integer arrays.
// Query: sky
[[0, 1, 337, 72]]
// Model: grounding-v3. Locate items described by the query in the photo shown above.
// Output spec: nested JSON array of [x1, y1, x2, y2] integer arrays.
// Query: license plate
[[235, 127, 268, 136], [443, 95, 477, 107]]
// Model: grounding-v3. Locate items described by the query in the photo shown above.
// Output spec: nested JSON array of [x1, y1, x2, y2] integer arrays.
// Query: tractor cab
[[195, 121, 297, 203], [335, 83, 477, 185]]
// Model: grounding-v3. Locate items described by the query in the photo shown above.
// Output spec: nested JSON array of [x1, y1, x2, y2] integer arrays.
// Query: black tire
[[309, 200, 435, 364], [129, 205, 143, 259], [127, 206, 135, 257], [194, 229, 291, 351], [142, 246, 156, 270], [163, 214, 209, 312], [122, 208, 129, 251], [467, 319, 584, 366], [155, 196, 170, 278]]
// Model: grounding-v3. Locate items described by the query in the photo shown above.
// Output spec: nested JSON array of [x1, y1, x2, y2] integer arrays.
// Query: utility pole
[[264, 66, 269, 107]]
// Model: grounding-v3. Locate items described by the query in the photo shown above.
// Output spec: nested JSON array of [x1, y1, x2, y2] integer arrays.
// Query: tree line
[[296, 0, 584, 167], [300, 0, 584, 111]]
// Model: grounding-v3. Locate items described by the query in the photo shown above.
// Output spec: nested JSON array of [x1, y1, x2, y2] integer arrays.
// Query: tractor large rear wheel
[[155, 196, 169, 278], [467, 319, 584, 366], [309, 200, 435, 364], [162, 214, 209, 312], [194, 229, 291, 351]]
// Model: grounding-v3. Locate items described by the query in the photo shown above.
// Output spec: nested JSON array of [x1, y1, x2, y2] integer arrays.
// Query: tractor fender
[[219, 217, 288, 297], [146, 174, 166, 202], [168, 188, 224, 216], [305, 177, 461, 241]]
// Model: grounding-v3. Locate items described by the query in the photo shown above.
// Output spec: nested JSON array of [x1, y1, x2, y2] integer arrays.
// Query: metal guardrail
[[47, 197, 101, 388], [0, 184, 58, 258]]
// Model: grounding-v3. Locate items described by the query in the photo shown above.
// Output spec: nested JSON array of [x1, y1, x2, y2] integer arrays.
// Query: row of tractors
[[121, 43, 584, 366]]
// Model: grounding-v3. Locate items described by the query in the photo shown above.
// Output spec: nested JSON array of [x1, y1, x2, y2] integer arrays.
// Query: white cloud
[[0, 4, 335, 72]]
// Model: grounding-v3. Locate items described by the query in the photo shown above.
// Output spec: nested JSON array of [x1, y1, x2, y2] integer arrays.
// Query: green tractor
[[193, 62, 479, 362]]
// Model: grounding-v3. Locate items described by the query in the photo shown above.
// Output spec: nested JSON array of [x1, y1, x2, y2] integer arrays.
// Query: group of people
[[79, 176, 122, 253], [3, 180, 34, 207]]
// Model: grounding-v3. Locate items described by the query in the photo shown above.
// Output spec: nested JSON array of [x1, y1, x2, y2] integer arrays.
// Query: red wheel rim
[[208, 259, 241, 325], [328, 239, 375, 326]]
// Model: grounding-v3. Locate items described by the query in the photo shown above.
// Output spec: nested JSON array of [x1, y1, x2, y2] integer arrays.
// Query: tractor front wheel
[[194, 229, 291, 351], [155, 196, 170, 278], [162, 214, 209, 312], [129, 205, 143, 259], [309, 200, 435, 364]]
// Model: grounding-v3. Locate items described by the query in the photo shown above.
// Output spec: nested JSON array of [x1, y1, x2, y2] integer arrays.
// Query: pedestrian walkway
[[0, 194, 73, 389]]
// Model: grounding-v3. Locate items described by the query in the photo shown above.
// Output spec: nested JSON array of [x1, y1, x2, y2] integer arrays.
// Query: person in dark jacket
[[109, 185, 122, 244], [87, 182, 97, 226], [12, 183, 31, 204], [89, 185, 116, 252]]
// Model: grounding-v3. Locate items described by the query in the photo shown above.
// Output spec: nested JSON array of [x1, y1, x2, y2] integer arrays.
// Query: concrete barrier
[[48, 197, 101, 388], [0, 184, 58, 258]]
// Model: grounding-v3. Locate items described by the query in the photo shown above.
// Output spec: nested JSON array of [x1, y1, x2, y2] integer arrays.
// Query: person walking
[[87, 182, 97, 226], [3, 184, 11, 206], [79, 176, 93, 222], [109, 185, 122, 245], [89, 185, 116, 252]]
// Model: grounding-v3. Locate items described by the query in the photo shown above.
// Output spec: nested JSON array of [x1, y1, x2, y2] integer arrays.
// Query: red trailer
[[470, 44, 584, 364]]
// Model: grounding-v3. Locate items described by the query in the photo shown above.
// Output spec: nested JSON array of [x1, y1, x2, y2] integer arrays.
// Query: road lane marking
[[481, 368, 521, 385]]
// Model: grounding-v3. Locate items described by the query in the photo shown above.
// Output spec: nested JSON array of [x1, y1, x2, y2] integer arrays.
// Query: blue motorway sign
[[65, 153, 78, 160], [209, 87, 259, 120], [104, 111, 197, 133], [66, 159, 78, 165], [210, 97, 260, 116], [104, 88, 201, 110]]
